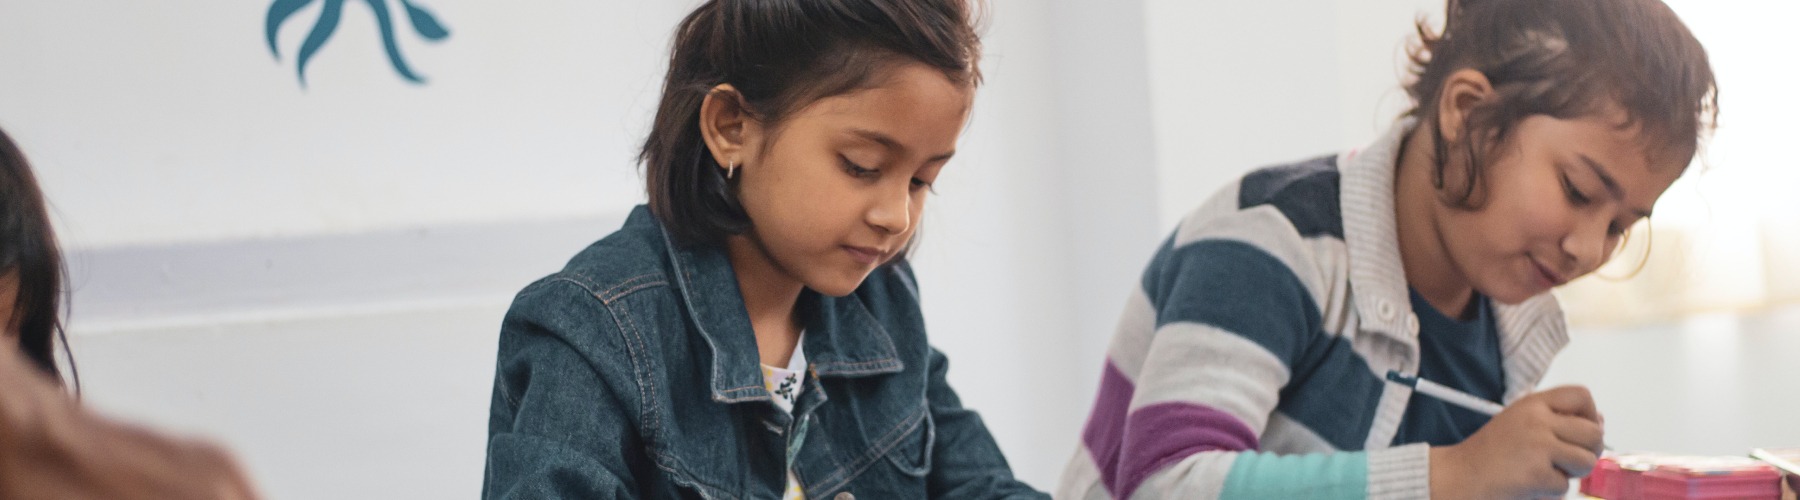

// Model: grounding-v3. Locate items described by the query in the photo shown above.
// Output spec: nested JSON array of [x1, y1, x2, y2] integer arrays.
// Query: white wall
[[1143, 0, 1439, 227]]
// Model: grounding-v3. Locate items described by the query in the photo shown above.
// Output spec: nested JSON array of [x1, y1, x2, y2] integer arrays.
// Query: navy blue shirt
[[1392, 287, 1506, 446]]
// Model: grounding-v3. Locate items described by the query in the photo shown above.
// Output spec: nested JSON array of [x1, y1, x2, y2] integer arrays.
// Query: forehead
[[784, 63, 973, 148], [1533, 113, 1686, 196]]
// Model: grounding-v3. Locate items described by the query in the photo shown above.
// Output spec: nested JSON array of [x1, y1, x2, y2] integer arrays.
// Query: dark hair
[[0, 126, 74, 384], [641, 0, 984, 247], [1405, 0, 1718, 208]]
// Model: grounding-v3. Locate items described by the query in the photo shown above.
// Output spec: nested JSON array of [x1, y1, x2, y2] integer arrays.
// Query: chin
[[1482, 282, 1544, 306], [805, 271, 872, 298]]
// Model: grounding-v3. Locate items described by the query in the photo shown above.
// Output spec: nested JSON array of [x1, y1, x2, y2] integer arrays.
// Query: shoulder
[[1146, 155, 1351, 329], [1171, 154, 1345, 249], [500, 217, 680, 367], [1234, 154, 1344, 240], [553, 218, 677, 303], [1167, 154, 1347, 269]]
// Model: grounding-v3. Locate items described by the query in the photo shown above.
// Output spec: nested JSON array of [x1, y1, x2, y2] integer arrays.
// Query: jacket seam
[[598, 280, 739, 499], [600, 274, 668, 304], [810, 401, 929, 493]]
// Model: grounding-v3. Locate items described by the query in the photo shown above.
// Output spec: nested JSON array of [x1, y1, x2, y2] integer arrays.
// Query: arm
[[923, 348, 1050, 500], [482, 279, 644, 499], [1108, 238, 1428, 500], [0, 341, 259, 500], [1120, 238, 1603, 499]]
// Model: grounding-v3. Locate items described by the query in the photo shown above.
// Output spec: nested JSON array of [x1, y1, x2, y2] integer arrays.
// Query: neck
[[724, 234, 805, 367], [1393, 125, 1476, 319]]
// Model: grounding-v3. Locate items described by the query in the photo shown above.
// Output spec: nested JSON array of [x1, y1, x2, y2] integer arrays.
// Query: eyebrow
[[1578, 154, 1654, 219], [849, 128, 956, 163]]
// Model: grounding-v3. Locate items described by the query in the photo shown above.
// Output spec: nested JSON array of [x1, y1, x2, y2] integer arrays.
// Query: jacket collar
[[636, 207, 903, 404], [1336, 122, 1569, 400]]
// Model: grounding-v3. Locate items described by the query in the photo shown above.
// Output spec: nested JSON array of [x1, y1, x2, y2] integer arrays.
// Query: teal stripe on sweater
[[1221, 451, 1368, 499]]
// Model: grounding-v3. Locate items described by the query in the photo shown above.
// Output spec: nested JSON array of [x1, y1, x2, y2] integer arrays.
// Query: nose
[[866, 181, 912, 236], [1562, 213, 1618, 274]]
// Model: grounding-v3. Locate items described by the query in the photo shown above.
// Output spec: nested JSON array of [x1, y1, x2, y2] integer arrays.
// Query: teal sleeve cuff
[[1220, 449, 1368, 499]]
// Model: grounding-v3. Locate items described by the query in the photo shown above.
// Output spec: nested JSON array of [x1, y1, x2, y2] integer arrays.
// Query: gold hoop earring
[[1594, 221, 1655, 281]]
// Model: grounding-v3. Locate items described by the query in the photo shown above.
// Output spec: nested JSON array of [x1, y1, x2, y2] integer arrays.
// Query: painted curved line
[[400, 0, 449, 40], [265, 0, 317, 58], [363, 0, 423, 83], [295, 0, 346, 87]]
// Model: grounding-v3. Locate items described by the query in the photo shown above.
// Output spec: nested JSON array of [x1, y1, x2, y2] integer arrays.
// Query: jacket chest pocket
[[798, 400, 935, 496], [882, 406, 934, 477]]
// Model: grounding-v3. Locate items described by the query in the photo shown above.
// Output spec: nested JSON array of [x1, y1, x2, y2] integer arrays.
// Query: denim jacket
[[483, 206, 1047, 500]]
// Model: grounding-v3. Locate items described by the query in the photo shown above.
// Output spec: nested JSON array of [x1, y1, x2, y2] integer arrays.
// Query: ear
[[1435, 68, 1494, 145], [697, 84, 762, 173]]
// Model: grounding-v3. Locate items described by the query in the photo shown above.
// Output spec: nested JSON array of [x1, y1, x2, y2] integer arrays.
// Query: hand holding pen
[[1391, 371, 1607, 500]]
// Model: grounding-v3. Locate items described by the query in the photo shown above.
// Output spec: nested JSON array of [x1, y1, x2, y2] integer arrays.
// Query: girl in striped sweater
[[1059, 0, 1717, 498]]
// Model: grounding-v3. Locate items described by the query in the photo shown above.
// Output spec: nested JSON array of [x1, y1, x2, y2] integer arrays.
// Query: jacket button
[[834, 492, 854, 500], [1377, 300, 1396, 321]]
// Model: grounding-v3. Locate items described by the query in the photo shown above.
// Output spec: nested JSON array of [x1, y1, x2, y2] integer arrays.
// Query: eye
[[1561, 174, 1591, 206], [909, 177, 936, 194], [840, 156, 878, 178]]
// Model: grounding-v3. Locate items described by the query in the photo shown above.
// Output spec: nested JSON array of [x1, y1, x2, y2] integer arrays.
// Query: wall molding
[[64, 213, 625, 336]]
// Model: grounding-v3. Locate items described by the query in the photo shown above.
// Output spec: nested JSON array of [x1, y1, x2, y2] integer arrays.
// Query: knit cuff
[[1367, 443, 1431, 500]]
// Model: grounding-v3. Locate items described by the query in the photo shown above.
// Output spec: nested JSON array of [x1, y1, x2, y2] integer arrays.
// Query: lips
[[842, 245, 885, 265], [1530, 258, 1568, 288]]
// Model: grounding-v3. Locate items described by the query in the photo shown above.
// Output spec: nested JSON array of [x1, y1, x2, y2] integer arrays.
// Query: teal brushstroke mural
[[266, 0, 450, 87]]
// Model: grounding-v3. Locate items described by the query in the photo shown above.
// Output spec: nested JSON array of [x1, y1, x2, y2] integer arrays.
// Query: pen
[[1385, 370, 1506, 415], [1386, 370, 1612, 452]]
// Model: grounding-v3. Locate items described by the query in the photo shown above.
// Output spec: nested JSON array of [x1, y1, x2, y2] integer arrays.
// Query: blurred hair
[[0, 126, 75, 385]]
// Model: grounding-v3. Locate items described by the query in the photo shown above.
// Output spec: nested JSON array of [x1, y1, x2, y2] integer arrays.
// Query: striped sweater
[[1056, 121, 1571, 499]]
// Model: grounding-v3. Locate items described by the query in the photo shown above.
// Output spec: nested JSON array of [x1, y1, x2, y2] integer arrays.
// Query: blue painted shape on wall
[[265, 0, 451, 88]]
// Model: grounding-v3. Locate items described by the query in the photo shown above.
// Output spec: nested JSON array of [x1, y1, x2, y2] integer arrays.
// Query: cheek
[[1440, 201, 1550, 268], [1478, 171, 1575, 247], [1510, 202, 1572, 243], [740, 158, 856, 245], [742, 148, 827, 212]]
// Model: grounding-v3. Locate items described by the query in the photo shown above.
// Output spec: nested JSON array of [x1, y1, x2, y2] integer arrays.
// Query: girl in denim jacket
[[480, 1, 1046, 499]]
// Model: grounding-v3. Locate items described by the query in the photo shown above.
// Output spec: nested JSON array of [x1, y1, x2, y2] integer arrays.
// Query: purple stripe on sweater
[[1115, 402, 1261, 499], [1081, 360, 1138, 495]]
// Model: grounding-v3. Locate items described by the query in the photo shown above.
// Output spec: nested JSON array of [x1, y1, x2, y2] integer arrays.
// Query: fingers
[[1536, 385, 1600, 422], [1548, 439, 1599, 480], [1550, 414, 1605, 456], [1529, 464, 1574, 499]]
